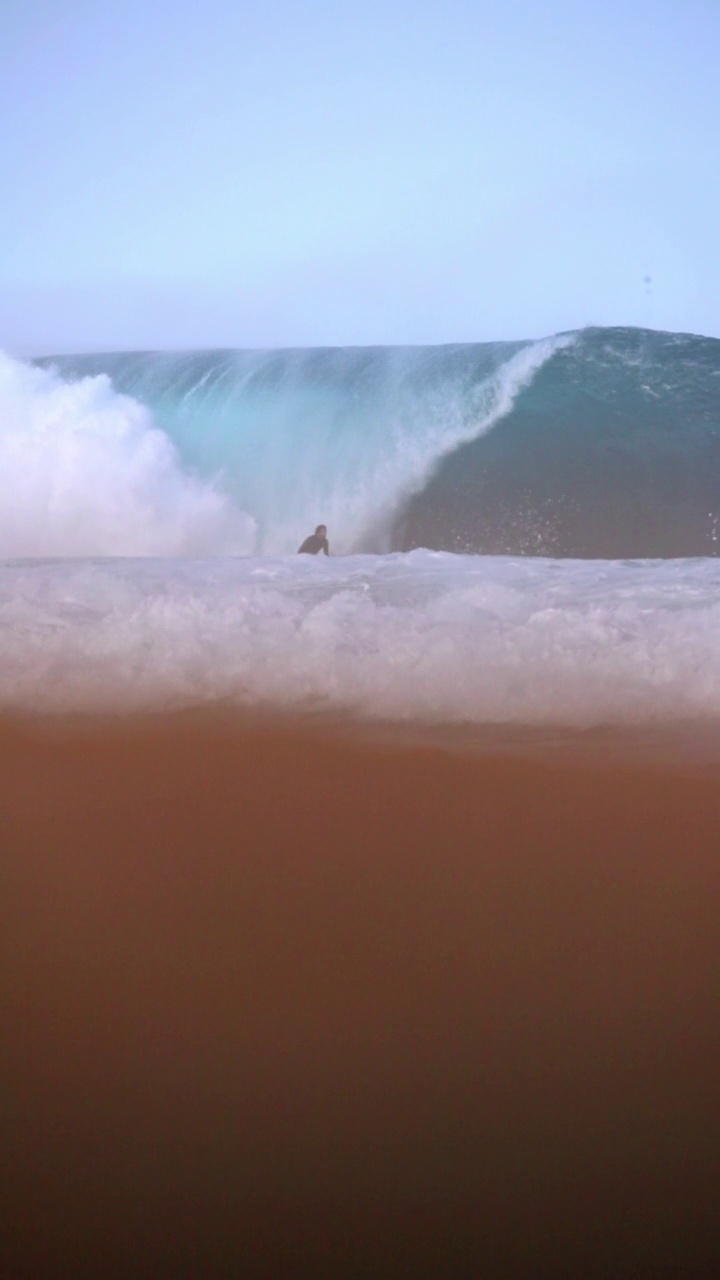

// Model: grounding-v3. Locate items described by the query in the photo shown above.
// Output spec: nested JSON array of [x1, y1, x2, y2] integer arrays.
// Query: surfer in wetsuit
[[298, 524, 329, 555]]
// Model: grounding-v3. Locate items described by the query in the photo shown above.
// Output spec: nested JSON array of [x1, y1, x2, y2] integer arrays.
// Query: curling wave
[[14, 323, 720, 560]]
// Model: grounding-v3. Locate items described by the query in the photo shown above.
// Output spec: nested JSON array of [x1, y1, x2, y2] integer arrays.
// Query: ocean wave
[[19, 324, 720, 559], [37, 335, 570, 555]]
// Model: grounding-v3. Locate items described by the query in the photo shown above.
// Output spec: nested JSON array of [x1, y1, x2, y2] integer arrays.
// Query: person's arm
[[323, 539, 329, 556]]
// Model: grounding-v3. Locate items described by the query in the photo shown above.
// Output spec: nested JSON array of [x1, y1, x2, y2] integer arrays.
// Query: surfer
[[298, 524, 329, 555]]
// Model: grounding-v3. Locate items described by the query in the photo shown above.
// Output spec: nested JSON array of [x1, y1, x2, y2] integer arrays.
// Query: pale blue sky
[[2, 0, 718, 352]]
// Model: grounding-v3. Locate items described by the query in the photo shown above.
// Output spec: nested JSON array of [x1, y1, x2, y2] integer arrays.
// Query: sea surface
[[2, 325, 720, 730]]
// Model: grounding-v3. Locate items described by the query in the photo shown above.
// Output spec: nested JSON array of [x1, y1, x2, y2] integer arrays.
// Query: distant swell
[[17, 324, 720, 560]]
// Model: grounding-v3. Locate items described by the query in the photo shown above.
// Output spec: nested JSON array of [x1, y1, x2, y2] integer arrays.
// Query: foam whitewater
[[2, 552, 720, 726], [1, 328, 720, 725]]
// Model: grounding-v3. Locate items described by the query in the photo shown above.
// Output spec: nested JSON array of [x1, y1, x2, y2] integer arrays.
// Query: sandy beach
[[2, 710, 719, 1277]]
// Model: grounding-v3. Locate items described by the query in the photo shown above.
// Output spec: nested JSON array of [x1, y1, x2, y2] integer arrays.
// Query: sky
[[2, 0, 719, 353]]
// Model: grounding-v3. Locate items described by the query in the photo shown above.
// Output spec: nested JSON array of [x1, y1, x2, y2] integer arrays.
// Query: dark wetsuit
[[298, 534, 329, 555]]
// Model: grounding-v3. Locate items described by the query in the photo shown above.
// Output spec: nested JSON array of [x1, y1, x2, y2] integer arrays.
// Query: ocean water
[[2, 326, 720, 725]]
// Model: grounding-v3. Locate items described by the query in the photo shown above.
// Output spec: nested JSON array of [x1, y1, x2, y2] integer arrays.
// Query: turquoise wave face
[[41, 325, 720, 558]]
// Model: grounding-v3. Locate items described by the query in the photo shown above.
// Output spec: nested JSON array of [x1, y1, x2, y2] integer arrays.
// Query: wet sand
[[2, 710, 719, 1277]]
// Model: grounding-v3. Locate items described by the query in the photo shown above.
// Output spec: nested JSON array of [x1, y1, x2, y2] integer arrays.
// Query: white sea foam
[[2, 550, 720, 726], [0, 353, 255, 557]]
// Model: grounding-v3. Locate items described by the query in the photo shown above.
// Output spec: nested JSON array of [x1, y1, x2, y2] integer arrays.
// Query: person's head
[[315, 524, 327, 538]]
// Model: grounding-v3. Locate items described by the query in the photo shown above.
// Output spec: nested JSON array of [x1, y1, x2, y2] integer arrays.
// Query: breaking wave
[[1, 323, 716, 560]]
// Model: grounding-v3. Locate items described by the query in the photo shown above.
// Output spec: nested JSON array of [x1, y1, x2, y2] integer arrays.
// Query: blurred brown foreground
[[2, 710, 719, 1278]]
